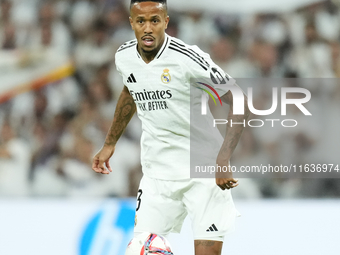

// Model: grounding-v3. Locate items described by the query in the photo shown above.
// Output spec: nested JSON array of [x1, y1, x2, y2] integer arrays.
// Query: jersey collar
[[136, 33, 170, 61]]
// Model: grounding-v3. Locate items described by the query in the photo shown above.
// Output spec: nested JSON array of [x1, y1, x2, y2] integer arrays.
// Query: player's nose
[[144, 22, 152, 33]]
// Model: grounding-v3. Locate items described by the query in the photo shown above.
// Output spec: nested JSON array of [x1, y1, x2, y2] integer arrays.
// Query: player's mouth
[[142, 36, 155, 47]]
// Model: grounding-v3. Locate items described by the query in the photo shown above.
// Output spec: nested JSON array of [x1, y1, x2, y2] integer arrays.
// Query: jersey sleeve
[[186, 45, 236, 97], [115, 52, 130, 89], [115, 53, 123, 80]]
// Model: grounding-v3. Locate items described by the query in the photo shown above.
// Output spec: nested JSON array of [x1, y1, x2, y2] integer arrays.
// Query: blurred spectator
[[315, 1, 340, 41], [69, 0, 97, 40], [255, 42, 283, 77], [1, 23, 16, 49], [331, 41, 340, 77], [0, 121, 31, 196], [74, 18, 115, 83], [45, 78, 81, 116], [0, 0, 11, 25], [30, 110, 73, 172], [210, 37, 235, 68], [105, 3, 134, 46], [289, 20, 334, 77], [87, 78, 116, 120], [29, 1, 71, 59], [59, 134, 106, 197], [178, 11, 219, 52]]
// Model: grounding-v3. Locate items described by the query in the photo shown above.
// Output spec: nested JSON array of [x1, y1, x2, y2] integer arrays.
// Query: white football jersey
[[115, 34, 236, 180]]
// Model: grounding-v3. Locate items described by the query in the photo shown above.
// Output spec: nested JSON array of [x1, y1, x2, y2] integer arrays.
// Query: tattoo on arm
[[104, 87, 136, 146]]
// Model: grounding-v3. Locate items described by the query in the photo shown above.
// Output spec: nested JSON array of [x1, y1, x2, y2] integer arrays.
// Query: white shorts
[[134, 175, 240, 241]]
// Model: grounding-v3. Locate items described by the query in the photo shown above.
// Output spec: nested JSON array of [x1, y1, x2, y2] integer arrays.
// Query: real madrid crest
[[161, 69, 171, 84]]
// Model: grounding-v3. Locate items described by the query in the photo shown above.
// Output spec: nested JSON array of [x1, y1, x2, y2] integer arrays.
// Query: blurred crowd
[[0, 0, 339, 198]]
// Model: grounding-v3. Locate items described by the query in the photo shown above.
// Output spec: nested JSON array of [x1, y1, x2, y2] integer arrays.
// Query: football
[[125, 232, 174, 255]]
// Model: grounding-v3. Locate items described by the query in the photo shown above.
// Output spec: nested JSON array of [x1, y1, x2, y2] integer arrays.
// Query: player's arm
[[92, 85, 136, 174], [215, 88, 250, 190]]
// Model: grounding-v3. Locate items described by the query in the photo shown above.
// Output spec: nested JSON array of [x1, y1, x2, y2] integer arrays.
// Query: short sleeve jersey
[[115, 34, 236, 180]]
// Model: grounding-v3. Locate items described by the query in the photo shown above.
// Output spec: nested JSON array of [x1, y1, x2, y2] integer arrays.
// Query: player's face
[[130, 2, 169, 54]]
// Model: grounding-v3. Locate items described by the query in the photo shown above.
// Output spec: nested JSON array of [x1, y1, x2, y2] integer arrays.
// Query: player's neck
[[138, 38, 165, 64]]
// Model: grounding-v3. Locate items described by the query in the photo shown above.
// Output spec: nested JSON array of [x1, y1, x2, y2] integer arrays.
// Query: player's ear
[[129, 16, 134, 30], [165, 16, 169, 29]]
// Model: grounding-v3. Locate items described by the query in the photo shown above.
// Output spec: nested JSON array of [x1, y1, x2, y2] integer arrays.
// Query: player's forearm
[[104, 86, 136, 147], [217, 96, 250, 161]]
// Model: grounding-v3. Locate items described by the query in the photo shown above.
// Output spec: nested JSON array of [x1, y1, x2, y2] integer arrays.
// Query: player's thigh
[[194, 240, 223, 255], [183, 178, 239, 241], [134, 175, 187, 235]]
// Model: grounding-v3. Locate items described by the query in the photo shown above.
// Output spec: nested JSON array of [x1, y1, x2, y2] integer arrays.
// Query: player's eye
[[152, 19, 159, 24], [137, 20, 144, 24]]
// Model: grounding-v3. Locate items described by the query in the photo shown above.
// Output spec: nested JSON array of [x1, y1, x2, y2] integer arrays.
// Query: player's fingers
[[93, 159, 106, 174], [217, 182, 226, 190], [105, 160, 113, 172], [92, 158, 99, 171], [102, 169, 110, 174], [230, 182, 239, 188], [98, 159, 105, 169], [231, 179, 239, 186], [227, 180, 239, 189], [92, 165, 104, 173], [93, 167, 104, 173], [218, 179, 238, 190], [216, 179, 222, 189], [217, 178, 237, 190]]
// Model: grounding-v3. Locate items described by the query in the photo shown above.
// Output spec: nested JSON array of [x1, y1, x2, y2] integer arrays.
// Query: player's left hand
[[215, 176, 239, 190], [215, 158, 239, 190]]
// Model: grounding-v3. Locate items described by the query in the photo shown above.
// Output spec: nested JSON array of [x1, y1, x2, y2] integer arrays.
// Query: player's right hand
[[92, 145, 115, 174]]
